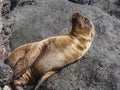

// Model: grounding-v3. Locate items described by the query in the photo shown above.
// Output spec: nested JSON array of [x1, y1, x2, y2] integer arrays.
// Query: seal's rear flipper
[[35, 71, 56, 90], [13, 46, 42, 80]]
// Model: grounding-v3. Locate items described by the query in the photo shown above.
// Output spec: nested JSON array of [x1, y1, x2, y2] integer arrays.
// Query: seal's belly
[[33, 44, 82, 75], [33, 50, 67, 75]]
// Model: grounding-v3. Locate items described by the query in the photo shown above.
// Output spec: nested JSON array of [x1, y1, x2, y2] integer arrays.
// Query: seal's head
[[71, 12, 95, 38]]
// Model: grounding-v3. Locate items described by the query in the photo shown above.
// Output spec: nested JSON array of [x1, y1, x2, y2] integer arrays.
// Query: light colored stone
[[3, 85, 12, 90]]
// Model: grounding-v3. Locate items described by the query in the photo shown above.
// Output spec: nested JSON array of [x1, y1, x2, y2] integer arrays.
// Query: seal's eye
[[84, 18, 89, 25]]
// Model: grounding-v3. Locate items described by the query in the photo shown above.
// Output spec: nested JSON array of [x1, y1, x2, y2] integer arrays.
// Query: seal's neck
[[70, 24, 92, 42], [70, 23, 81, 36]]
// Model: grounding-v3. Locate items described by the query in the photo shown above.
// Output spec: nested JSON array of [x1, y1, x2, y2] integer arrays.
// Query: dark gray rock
[[0, 59, 13, 86], [10, 0, 34, 10], [68, 0, 91, 4], [0, 0, 3, 33], [69, 0, 120, 19], [8, 0, 120, 90], [0, 26, 13, 89], [1, 0, 11, 16], [90, 0, 120, 19], [0, 0, 11, 51], [0, 0, 13, 89], [18, 0, 34, 6], [0, 31, 13, 88]]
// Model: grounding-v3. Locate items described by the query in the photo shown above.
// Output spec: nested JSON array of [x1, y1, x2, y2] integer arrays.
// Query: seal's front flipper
[[13, 47, 42, 80], [35, 71, 56, 90]]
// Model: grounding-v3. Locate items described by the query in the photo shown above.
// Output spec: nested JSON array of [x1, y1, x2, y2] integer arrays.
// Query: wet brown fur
[[5, 12, 95, 90]]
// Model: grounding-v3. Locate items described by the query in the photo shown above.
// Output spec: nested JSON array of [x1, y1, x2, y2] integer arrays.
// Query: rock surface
[[8, 0, 120, 90], [69, 0, 120, 19], [0, 0, 3, 33], [0, 58, 13, 86], [1, 0, 11, 16], [91, 0, 120, 19], [0, 0, 13, 88], [68, 0, 91, 4]]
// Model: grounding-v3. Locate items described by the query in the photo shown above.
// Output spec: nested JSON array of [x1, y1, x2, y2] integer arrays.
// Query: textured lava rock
[[69, 0, 120, 19], [0, 1, 3, 33], [0, 58, 13, 86], [1, 0, 11, 16], [0, 0, 13, 89], [68, 0, 91, 4], [91, 0, 120, 19]]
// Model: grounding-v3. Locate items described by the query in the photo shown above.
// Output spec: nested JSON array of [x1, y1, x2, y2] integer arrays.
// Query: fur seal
[[5, 12, 95, 90]]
